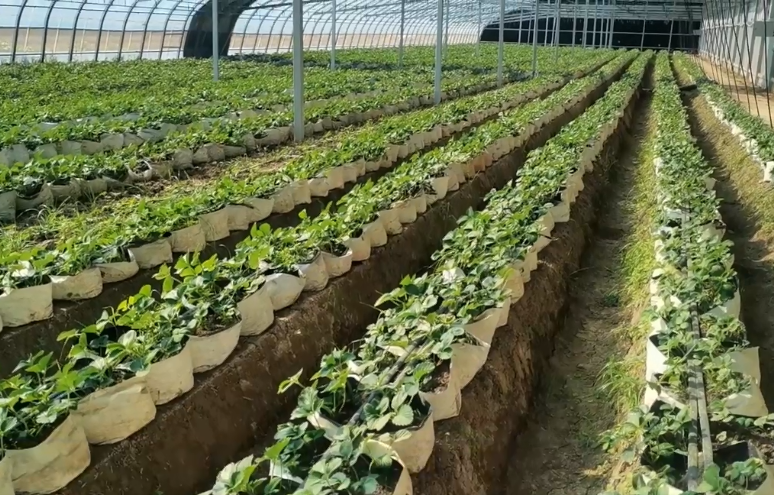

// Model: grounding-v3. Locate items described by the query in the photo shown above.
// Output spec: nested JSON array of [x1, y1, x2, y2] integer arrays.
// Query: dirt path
[[492, 78, 657, 495], [682, 89, 774, 405], [697, 56, 774, 127]]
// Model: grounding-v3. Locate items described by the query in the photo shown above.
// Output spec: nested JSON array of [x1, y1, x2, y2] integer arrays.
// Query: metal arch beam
[[40, 0, 59, 62], [382, 12, 414, 47], [67, 0, 91, 62], [11, 0, 30, 62], [378, 14, 407, 48], [358, 2, 403, 47], [397, 14, 435, 48], [278, 0, 328, 51], [300, 2, 325, 43], [362, 11, 387, 47], [96, 0, 119, 61], [164, 0, 191, 58], [397, 5, 441, 46], [339, 6, 367, 48], [355, 19, 370, 47], [180, 0, 206, 57], [308, 7, 333, 50], [365, 2, 423, 46], [412, 17, 438, 46], [252, 5, 278, 52], [306, 0, 335, 45], [139, 0, 161, 59], [270, 4, 294, 52], [338, 1, 432, 49], [239, 6, 263, 54]]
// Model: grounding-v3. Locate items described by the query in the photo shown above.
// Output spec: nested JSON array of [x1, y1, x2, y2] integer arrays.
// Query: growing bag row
[[195, 52, 647, 495], [0, 56, 632, 495], [609, 54, 774, 495], [0, 61, 615, 334], [0, 70, 512, 222]]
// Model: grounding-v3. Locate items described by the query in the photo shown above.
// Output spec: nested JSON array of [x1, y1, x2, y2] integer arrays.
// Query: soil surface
[[682, 89, 774, 406], [492, 81, 656, 495]]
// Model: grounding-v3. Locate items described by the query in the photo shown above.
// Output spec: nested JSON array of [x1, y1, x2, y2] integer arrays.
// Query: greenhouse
[[4, 0, 774, 494]]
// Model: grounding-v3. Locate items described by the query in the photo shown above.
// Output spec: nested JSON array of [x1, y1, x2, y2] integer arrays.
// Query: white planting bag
[[265, 272, 305, 310], [270, 186, 295, 214], [321, 249, 354, 278], [186, 321, 242, 373], [387, 413, 435, 474], [238, 285, 275, 336], [393, 200, 417, 225], [243, 197, 274, 221], [0, 283, 53, 329], [344, 235, 371, 262], [298, 253, 329, 292], [129, 239, 173, 269], [51, 267, 104, 300], [74, 379, 157, 444], [449, 340, 491, 390], [0, 456, 12, 495], [6, 415, 91, 494], [96, 257, 140, 284], [289, 180, 312, 205], [142, 345, 195, 404], [420, 381, 462, 421], [225, 205, 264, 231], [378, 209, 403, 235], [464, 310, 499, 345], [199, 209, 230, 241]]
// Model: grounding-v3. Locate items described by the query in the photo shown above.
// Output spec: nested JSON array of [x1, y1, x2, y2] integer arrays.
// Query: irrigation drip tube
[[680, 207, 715, 488]]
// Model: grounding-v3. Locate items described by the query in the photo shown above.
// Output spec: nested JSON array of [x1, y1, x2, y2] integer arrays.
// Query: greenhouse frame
[[1, 0, 704, 63]]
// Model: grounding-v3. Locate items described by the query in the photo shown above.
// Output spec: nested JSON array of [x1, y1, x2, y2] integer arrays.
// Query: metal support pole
[[583, 0, 589, 46], [292, 0, 304, 141], [532, 0, 539, 75], [572, 0, 577, 46], [330, 0, 336, 69], [477, 0, 482, 53], [445, 0, 450, 55], [212, 0, 219, 81], [608, 0, 614, 48], [399, 0, 405, 67], [544, 0, 550, 46], [605, 0, 611, 47], [591, 0, 599, 48], [435, 0, 443, 104], [640, 0, 647, 49], [498, 0, 505, 85], [668, 0, 676, 50], [603, 0, 608, 47], [554, 0, 560, 47], [518, 8, 523, 43]]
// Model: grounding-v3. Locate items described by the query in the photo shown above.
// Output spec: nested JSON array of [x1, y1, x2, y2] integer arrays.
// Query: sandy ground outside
[[697, 55, 774, 127]]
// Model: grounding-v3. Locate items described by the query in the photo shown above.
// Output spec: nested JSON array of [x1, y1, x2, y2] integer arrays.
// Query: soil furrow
[[492, 73, 657, 495]]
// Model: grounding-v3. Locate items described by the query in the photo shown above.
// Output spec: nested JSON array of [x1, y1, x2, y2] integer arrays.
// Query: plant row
[[672, 53, 774, 184], [0, 66, 440, 146], [0, 69, 491, 207], [0, 44, 576, 152], [0, 53, 639, 495], [0, 50, 608, 216], [0, 43, 546, 132], [193, 50, 648, 495], [0, 54, 618, 332], [601, 54, 774, 495]]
